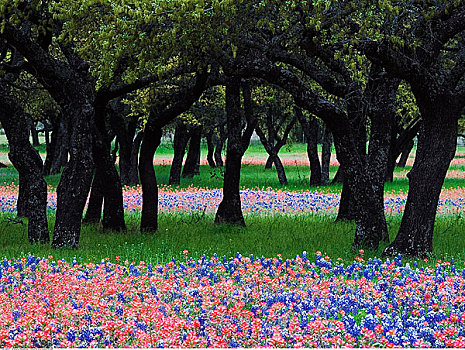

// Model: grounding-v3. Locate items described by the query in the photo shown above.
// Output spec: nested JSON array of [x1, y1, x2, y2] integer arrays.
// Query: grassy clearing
[[1, 212, 465, 266]]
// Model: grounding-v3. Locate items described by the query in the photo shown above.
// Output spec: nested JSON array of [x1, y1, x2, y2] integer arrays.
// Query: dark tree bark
[[295, 108, 322, 186], [205, 131, 216, 168], [87, 101, 126, 232], [108, 103, 140, 185], [130, 131, 143, 183], [43, 115, 59, 176], [215, 77, 246, 225], [111, 137, 119, 163], [264, 156, 273, 169], [44, 122, 50, 149], [335, 86, 367, 221], [169, 122, 190, 185], [16, 173, 28, 217], [0, 84, 49, 244], [398, 140, 414, 167], [139, 71, 209, 232], [331, 165, 343, 184], [384, 100, 459, 257], [139, 122, 163, 232], [321, 124, 332, 185], [52, 103, 94, 248], [182, 125, 202, 178], [30, 120, 40, 147], [336, 178, 357, 221], [214, 124, 226, 167], [83, 167, 104, 223], [49, 118, 70, 175], [353, 68, 399, 246]]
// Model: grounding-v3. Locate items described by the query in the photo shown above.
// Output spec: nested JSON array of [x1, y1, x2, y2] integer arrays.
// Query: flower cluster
[[1, 253, 465, 347], [2, 184, 465, 216]]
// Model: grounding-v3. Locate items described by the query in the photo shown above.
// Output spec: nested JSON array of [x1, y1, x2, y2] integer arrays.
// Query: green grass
[[2, 162, 465, 194], [1, 213, 465, 266], [1, 139, 465, 265]]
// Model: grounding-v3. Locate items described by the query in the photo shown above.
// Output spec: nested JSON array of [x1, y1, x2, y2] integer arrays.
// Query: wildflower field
[[1, 144, 465, 347]]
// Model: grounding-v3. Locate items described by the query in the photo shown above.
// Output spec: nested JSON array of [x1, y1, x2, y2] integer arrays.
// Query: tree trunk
[[91, 103, 126, 232], [111, 137, 119, 163], [139, 122, 163, 232], [0, 86, 49, 244], [206, 131, 216, 168], [139, 70, 208, 231], [264, 156, 273, 169], [109, 109, 139, 186], [384, 104, 458, 257], [83, 168, 104, 223], [30, 121, 40, 147], [50, 118, 70, 175], [215, 78, 245, 226], [52, 103, 94, 249], [331, 165, 343, 184], [169, 122, 189, 185], [16, 173, 28, 217], [273, 155, 288, 186], [43, 116, 59, 176], [385, 130, 399, 183], [397, 140, 414, 167], [385, 118, 420, 182], [332, 133, 385, 249], [129, 131, 143, 184], [321, 124, 332, 185], [214, 125, 226, 167], [44, 128, 50, 149], [182, 125, 202, 178]]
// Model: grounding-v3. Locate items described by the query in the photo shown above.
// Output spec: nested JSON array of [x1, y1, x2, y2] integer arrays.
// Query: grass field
[[1, 138, 465, 265]]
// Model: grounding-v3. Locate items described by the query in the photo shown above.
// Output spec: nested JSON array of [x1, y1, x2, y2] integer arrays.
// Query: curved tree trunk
[[182, 125, 202, 178], [214, 125, 226, 167], [169, 122, 189, 185], [139, 124, 163, 232], [16, 173, 28, 217], [264, 156, 273, 169], [274, 155, 288, 186], [206, 131, 216, 168], [384, 103, 458, 257], [336, 180, 357, 221], [0, 85, 49, 244], [215, 78, 245, 226]]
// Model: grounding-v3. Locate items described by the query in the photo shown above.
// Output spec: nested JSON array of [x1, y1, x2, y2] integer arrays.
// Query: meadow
[[1, 138, 465, 347]]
